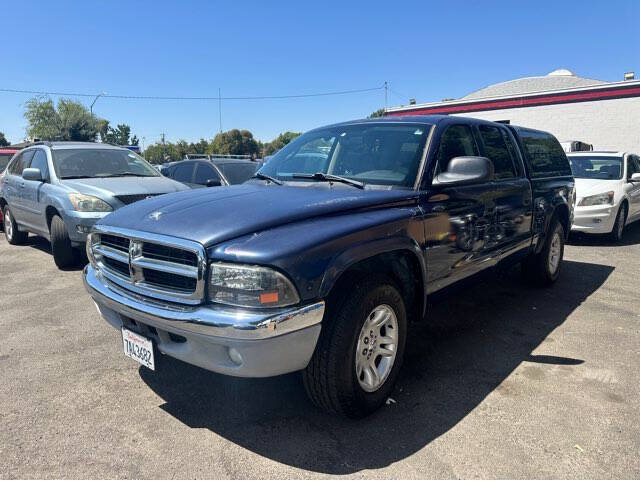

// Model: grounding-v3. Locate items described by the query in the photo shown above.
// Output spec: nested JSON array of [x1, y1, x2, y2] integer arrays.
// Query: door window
[[9, 150, 35, 175], [627, 155, 640, 179], [194, 163, 221, 185], [435, 125, 479, 174], [172, 162, 195, 183], [477, 125, 517, 180], [29, 149, 49, 180]]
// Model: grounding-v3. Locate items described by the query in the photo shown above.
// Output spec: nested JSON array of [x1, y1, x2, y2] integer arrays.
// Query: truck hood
[[98, 183, 419, 247], [574, 178, 620, 198], [61, 176, 186, 197]]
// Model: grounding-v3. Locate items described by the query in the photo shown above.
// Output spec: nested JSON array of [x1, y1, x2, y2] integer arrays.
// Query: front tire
[[522, 217, 565, 286], [303, 274, 407, 418], [610, 203, 627, 242], [50, 215, 75, 268], [3, 207, 28, 245]]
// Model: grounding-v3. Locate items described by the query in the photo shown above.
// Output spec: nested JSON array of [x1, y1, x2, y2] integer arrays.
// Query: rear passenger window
[[172, 162, 194, 183], [477, 125, 516, 180], [436, 125, 479, 173], [518, 129, 572, 178]]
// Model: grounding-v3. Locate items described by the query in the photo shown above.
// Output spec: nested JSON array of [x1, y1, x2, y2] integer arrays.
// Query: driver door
[[422, 124, 496, 293]]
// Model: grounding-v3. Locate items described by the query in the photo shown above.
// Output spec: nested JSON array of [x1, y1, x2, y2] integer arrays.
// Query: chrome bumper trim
[[84, 264, 325, 340]]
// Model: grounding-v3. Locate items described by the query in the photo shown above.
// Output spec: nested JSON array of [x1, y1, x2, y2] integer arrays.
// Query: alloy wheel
[[355, 304, 399, 392]]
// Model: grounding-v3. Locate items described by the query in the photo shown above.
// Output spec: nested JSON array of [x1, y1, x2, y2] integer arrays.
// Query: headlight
[[578, 191, 614, 206], [68, 193, 113, 212], [209, 262, 300, 308]]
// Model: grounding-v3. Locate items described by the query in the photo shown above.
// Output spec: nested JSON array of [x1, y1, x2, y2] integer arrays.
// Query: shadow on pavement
[[7, 235, 87, 271], [568, 219, 640, 247], [139, 259, 613, 474]]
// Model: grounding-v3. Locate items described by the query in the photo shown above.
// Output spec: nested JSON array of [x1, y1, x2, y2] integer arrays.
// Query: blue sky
[[1, 0, 638, 147]]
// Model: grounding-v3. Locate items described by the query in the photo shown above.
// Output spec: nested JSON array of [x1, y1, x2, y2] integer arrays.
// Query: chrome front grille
[[89, 226, 207, 305]]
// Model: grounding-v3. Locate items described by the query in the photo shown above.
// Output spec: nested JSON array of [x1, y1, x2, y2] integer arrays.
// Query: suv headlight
[[68, 193, 113, 212], [578, 191, 614, 206], [209, 262, 300, 308]]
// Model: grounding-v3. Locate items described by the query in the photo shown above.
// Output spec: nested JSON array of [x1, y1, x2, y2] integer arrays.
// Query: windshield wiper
[[291, 172, 365, 189], [252, 172, 283, 185], [59, 175, 91, 180]]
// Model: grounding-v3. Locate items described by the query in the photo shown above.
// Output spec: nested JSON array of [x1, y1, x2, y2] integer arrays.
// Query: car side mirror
[[205, 178, 222, 187], [22, 167, 44, 182], [630, 173, 640, 182], [433, 156, 494, 186]]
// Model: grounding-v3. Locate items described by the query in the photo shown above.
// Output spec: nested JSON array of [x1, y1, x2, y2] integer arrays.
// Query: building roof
[[463, 69, 606, 100], [386, 69, 640, 117]]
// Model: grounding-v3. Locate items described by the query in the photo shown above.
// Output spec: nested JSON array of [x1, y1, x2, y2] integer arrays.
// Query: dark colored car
[[84, 115, 574, 417], [163, 158, 260, 188]]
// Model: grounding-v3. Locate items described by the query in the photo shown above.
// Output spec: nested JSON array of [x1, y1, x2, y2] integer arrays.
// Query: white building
[[386, 69, 640, 154]]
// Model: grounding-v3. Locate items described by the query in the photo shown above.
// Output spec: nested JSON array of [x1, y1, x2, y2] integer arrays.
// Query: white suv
[[568, 151, 640, 241]]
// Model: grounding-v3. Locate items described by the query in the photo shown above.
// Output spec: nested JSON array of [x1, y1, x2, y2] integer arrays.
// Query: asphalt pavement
[[1, 224, 639, 478]]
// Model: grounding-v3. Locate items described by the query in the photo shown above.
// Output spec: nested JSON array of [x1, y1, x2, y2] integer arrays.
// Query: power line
[[0, 85, 384, 101]]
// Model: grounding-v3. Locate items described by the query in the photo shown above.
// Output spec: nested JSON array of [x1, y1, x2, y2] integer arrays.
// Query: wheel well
[[620, 198, 629, 215], [554, 204, 570, 239], [0, 197, 6, 211], [45, 206, 60, 231], [328, 250, 424, 323]]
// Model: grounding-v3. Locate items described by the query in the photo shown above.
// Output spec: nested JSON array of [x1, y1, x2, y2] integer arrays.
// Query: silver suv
[[0, 142, 187, 268]]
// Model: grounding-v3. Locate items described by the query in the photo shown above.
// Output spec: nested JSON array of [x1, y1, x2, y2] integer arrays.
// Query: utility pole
[[218, 88, 222, 133], [161, 133, 166, 162], [384, 81, 388, 112]]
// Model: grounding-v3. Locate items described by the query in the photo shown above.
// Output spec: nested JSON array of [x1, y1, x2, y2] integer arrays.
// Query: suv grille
[[115, 194, 163, 205], [91, 229, 205, 304]]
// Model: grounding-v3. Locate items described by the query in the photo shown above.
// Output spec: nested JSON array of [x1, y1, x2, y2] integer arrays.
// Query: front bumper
[[84, 265, 324, 377], [571, 204, 617, 234], [62, 210, 110, 245]]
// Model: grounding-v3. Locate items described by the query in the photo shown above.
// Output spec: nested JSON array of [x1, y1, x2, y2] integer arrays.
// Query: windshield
[[568, 156, 622, 180], [259, 123, 431, 188], [52, 148, 160, 179], [0, 153, 13, 172], [217, 162, 260, 185]]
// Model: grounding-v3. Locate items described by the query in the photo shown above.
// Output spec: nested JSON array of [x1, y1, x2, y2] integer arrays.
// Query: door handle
[[432, 204, 445, 213]]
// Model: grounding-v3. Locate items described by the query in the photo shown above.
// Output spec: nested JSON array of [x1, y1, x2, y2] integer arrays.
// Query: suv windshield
[[259, 123, 431, 188], [52, 148, 160, 179], [568, 156, 622, 180], [217, 162, 260, 184]]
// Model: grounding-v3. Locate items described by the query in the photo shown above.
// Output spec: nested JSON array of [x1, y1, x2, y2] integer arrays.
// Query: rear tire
[[521, 217, 565, 286], [3, 207, 28, 245], [303, 274, 407, 418], [609, 203, 627, 243], [50, 215, 75, 268]]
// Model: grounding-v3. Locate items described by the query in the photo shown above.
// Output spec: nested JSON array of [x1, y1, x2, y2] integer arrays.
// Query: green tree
[[130, 135, 139, 146], [0, 132, 9, 147], [99, 121, 134, 145], [210, 129, 259, 157], [368, 108, 386, 118], [263, 131, 301, 156], [25, 97, 100, 141], [143, 142, 181, 164]]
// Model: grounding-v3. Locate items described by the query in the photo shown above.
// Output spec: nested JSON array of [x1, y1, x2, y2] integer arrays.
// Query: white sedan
[[568, 151, 640, 241]]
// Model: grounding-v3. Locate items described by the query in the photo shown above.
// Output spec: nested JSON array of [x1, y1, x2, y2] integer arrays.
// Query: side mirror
[[205, 178, 222, 187], [22, 167, 44, 182], [433, 156, 494, 186], [630, 173, 640, 182]]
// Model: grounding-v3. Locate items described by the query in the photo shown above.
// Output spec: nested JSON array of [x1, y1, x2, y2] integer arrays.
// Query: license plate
[[121, 328, 155, 370]]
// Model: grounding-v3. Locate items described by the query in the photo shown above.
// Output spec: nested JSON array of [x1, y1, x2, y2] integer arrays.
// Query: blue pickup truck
[[83, 115, 574, 417]]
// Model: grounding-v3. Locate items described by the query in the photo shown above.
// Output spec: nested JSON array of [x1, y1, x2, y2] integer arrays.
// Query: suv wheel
[[610, 203, 627, 242], [522, 217, 565, 286], [303, 274, 407, 418], [3, 207, 28, 244], [50, 215, 76, 268]]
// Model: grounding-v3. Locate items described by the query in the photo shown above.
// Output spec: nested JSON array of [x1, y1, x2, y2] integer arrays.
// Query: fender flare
[[318, 235, 427, 317]]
